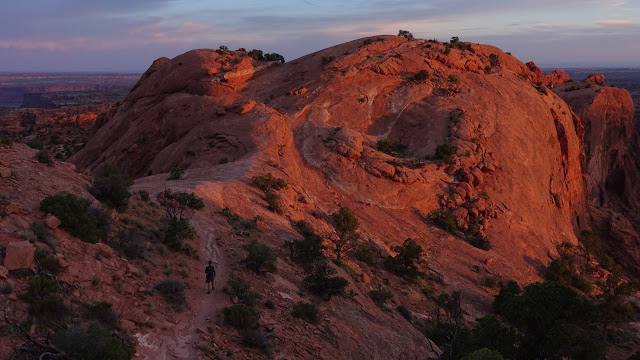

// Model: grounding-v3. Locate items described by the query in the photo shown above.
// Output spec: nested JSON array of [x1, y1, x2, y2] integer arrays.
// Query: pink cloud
[[596, 19, 632, 25]]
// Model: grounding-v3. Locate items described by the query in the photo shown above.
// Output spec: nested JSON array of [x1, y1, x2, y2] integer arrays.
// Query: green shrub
[[264, 300, 275, 309], [35, 150, 53, 166], [86, 301, 120, 329], [223, 304, 260, 329], [24, 276, 69, 322], [264, 53, 285, 63], [448, 74, 459, 83], [434, 144, 458, 164], [163, 216, 195, 251], [30, 222, 52, 248], [534, 82, 548, 95], [489, 54, 500, 67], [353, 243, 376, 266], [225, 273, 260, 306], [331, 206, 359, 261], [34, 247, 60, 274], [167, 166, 184, 180], [376, 139, 410, 157], [40, 192, 103, 243], [291, 302, 319, 322], [138, 190, 150, 201], [414, 70, 430, 81], [295, 220, 315, 237], [244, 239, 276, 273], [26, 138, 44, 150], [384, 238, 425, 279], [90, 163, 132, 212], [241, 329, 272, 354], [219, 207, 258, 236], [113, 228, 149, 259], [430, 208, 458, 233], [251, 173, 288, 191], [303, 261, 348, 300], [293, 233, 326, 264], [248, 49, 265, 60], [321, 56, 335, 66], [18, 229, 37, 242], [397, 305, 412, 321], [369, 287, 394, 306], [155, 278, 187, 307], [398, 30, 414, 40], [53, 322, 133, 360], [264, 190, 283, 213], [495, 281, 603, 360]]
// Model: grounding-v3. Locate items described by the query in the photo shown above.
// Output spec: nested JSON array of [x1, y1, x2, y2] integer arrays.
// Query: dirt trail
[[132, 190, 229, 359]]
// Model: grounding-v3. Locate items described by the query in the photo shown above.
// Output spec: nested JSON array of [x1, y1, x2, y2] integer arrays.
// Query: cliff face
[[556, 79, 640, 275]]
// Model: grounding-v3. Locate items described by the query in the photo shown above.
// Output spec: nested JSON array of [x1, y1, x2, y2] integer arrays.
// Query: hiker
[[205, 260, 216, 294]]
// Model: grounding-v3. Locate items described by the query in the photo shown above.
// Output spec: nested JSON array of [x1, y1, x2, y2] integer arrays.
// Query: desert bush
[[167, 166, 184, 180], [398, 29, 414, 40], [295, 220, 315, 238], [219, 207, 258, 235], [303, 261, 348, 300], [35, 150, 53, 166], [163, 216, 195, 251], [434, 144, 458, 164], [430, 208, 458, 233], [40, 192, 103, 243], [291, 301, 319, 322], [244, 239, 276, 273], [369, 287, 394, 307], [90, 163, 132, 212], [353, 243, 377, 266], [376, 138, 410, 157], [414, 70, 430, 81], [113, 228, 149, 259], [397, 305, 413, 321], [53, 322, 133, 360], [264, 189, 283, 213], [251, 173, 288, 191], [293, 233, 325, 265], [18, 229, 37, 242], [223, 304, 260, 329], [155, 278, 187, 307], [138, 190, 150, 201], [225, 273, 260, 306], [489, 54, 500, 67], [34, 247, 60, 274], [30, 222, 52, 247], [385, 238, 425, 279], [26, 138, 44, 150], [448, 74, 459, 83], [534, 82, 548, 95], [494, 281, 603, 360], [24, 276, 69, 322], [321, 56, 335, 65], [264, 300, 275, 309], [330, 206, 359, 261], [241, 329, 272, 354], [248, 49, 265, 60], [86, 301, 120, 329], [264, 53, 285, 63]]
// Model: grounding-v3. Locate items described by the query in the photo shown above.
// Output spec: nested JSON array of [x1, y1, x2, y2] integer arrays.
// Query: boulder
[[4, 241, 35, 270], [44, 214, 61, 229]]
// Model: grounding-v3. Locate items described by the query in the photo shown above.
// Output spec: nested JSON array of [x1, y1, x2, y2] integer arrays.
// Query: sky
[[0, 0, 639, 72]]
